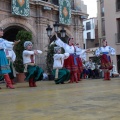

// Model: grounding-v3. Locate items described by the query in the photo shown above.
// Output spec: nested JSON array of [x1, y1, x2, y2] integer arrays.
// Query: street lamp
[[46, 25, 52, 38], [53, 22, 59, 33], [46, 22, 66, 39], [60, 27, 66, 38]]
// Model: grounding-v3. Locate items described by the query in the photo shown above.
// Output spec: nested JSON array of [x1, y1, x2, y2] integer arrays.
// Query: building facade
[[0, 0, 87, 70], [83, 17, 99, 49], [97, 0, 120, 72]]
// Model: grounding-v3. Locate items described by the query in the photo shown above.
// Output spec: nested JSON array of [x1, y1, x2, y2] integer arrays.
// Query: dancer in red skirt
[[95, 39, 116, 80], [55, 33, 79, 83]]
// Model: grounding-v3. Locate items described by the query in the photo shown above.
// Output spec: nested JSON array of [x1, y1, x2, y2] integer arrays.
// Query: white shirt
[[95, 46, 116, 56], [55, 38, 75, 53], [75, 46, 86, 61], [4, 49, 16, 62], [53, 53, 69, 69], [0, 38, 14, 49], [23, 50, 42, 64]]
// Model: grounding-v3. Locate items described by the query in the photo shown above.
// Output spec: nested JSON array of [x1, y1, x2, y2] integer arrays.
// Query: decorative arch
[[0, 17, 36, 38]]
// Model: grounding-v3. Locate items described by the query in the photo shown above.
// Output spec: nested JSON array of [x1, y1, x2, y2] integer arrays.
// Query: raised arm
[[54, 32, 66, 48]]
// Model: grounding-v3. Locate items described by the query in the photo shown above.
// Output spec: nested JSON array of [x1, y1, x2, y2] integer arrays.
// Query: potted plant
[[14, 30, 32, 82]]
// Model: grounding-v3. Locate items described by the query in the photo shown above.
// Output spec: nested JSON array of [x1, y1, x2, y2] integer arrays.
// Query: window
[[52, 0, 59, 5], [100, 0, 104, 17], [87, 32, 91, 39], [116, 0, 120, 11], [86, 22, 91, 30], [71, 0, 74, 10], [116, 19, 120, 43], [42, 0, 48, 1]]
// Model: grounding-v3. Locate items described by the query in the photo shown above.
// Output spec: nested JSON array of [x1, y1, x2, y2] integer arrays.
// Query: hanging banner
[[12, 0, 30, 16], [59, 0, 71, 25]]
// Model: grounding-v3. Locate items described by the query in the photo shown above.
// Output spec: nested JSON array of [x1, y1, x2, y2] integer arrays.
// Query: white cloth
[[23, 50, 42, 64], [53, 53, 69, 69], [0, 38, 14, 49], [85, 61, 93, 69], [95, 46, 116, 56], [4, 49, 16, 62], [55, 38, 75, 53], [75, 46, 86, 61]]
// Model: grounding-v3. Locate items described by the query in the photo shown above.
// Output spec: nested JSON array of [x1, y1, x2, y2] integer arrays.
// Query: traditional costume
[[4, 43, 16, 84], [75, 44, 86, 80], [55, 38, 79, 83], [95, 41, 116, 80], [0, 38, 15, 89], [53, 47, 70, 84], [23, 41, 43, 87]]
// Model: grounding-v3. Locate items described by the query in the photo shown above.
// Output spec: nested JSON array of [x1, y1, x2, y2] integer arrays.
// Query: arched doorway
[[3, 26, 25, 41]]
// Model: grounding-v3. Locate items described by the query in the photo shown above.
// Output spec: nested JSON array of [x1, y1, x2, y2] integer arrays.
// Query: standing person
[[95, 39, 116, 80], [75, 43, 90, 80], [4, 43, 16, 84], [53, 46, 70, 84], [0, 27, 19, 89], [23, 41, 43, 87], [54, 33, 79, 83]]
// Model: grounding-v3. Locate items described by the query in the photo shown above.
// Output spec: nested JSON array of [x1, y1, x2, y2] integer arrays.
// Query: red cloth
[[64, 55, 78, 73], [100, 54, 113, 70], [30, 55, 34, 63], [76, 57, 83, 73]]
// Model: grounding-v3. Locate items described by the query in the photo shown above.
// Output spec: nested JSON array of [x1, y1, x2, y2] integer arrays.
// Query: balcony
[[115, 33, 120, 43]]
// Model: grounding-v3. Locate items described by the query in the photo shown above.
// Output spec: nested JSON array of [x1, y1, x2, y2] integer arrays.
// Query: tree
[[14, 30, 32, 73]]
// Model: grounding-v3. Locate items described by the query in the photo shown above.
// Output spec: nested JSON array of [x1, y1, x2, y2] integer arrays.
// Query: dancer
[[23, 41, 43, 87], [75, 43, 90, 80], [54, 33, 79, 83], [95, 39, 116, 80], [0, 27, 19, 89], [4, 43, 16, 84], [53, 46, 70, 84]]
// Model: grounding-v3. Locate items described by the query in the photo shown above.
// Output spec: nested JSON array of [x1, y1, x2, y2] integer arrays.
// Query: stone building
[[0, 0, 87, 70], [97, 0, 120, 72]]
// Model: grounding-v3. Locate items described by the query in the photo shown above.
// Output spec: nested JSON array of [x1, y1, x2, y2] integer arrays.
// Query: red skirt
[[76, 57, 83, 73], [64, 54, 78, 73], [100, 54, 113, 70]]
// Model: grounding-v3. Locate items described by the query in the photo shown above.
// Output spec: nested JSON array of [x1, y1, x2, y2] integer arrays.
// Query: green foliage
[[46, 44, 56, 74], [14, 30, 32, 73]]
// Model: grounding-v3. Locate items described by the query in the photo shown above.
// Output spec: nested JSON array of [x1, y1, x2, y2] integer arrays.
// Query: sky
[[82, 0, 97, 18]]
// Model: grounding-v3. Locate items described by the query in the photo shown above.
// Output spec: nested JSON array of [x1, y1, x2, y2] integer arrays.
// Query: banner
[[59, 0, 71, 25], [12, 0, 30, 16]]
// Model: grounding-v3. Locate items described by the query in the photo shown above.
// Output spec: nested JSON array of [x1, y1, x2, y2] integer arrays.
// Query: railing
[[115, 33, 120, 43]]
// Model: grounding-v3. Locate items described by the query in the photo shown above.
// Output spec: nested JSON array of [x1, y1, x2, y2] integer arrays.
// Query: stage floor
[[0, 78, 120, 120]]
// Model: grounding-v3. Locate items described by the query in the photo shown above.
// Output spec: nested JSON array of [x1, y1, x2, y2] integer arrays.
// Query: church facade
[[0, 0, 87, 70]]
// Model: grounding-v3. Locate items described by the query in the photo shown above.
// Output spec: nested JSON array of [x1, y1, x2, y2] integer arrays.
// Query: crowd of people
[[0, 27, 117, 89]]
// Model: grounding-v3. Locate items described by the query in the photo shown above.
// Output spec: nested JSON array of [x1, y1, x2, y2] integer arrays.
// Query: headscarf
[[24, 41, 33, 49], [54, 46, 61, 53]]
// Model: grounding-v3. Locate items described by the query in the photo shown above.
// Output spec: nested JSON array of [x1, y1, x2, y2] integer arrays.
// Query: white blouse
[[23, 50, 42, 64], [55, 38, 75, 54], [53, 53, 69, 69], [95, 46, 116, 56], [4, 49, 16, 62], [75, 46, 86, 61], [0, 38, 14, 49]]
